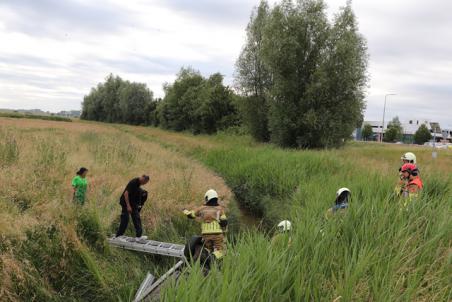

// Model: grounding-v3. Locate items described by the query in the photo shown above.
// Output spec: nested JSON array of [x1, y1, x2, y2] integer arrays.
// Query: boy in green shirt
[[72, 167, 88, 205]]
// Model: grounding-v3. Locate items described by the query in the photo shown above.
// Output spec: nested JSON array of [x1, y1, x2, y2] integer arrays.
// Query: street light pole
[[381, 93, 396, 142]]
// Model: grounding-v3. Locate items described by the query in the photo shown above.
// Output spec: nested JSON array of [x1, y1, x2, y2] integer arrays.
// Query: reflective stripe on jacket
[[185, 205, 227, 235]]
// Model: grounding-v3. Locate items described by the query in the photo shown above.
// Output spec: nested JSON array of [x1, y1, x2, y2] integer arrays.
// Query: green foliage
[[235, 1, 271, 142], [414, 124, 432, 145], [77, 208, 107, 252], [0, 112, 71, 122], [235, 0, 368, 148], [384, 116, 403, 142], [19, 225, 112, 301], [158, 68, 240, 134], [81, 74, 156, 125], [361, 123, 373, 141], [161, 134, 451, 301]]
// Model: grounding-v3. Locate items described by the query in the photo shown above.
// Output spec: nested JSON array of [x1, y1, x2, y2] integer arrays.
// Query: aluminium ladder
[[108, 236, 186, 301], [107, 236, 186, 258]]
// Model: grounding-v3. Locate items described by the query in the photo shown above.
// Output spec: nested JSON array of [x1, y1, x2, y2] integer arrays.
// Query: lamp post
[[381, 93, 396, 142]]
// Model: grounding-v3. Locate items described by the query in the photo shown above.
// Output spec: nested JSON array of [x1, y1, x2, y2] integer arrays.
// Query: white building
[[360, 119, 451, 143]]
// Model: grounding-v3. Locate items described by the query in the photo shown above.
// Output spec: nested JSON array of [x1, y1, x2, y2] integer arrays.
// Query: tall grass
[[0, 129, 20, 167], [125, 127, 451, 301], [161, 162, 450, 301], [2, 119, 450, 301], [0, 119, 233, 301]]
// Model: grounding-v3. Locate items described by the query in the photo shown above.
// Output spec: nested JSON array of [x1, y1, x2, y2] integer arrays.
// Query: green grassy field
[[1, 118, 450, 301]]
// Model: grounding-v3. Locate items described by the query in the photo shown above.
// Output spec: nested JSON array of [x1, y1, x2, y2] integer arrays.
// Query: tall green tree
[[414, 124, 432, 145], [302, 2, 368, 147], [362, 123, 373, 141], [235, 0, 368, 148], [384, 116, 403, 142], [235, 1, 271, 141], [261, 0, 330, 147], [118, 81, 155, 125], [158, 68, 239, 134], [159, 67, 204, 131]]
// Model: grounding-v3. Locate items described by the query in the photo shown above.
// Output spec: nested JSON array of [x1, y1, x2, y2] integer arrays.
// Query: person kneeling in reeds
[[400, 163, 423, 206], [183, 189, 227, 260]]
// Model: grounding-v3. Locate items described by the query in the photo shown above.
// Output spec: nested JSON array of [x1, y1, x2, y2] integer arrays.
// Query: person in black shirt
[[115, 175, 150, 240]]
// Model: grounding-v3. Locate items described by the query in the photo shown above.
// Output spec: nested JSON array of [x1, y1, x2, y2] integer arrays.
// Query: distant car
[[395, 141, 403, 144]]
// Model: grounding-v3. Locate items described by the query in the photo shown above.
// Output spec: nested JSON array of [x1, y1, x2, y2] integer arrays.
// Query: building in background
[[355, 119, 451, 143]]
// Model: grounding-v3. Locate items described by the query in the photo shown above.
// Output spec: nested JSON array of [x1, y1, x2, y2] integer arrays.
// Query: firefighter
[[271, 220, 292, 247], [326, 187, 351, 218], [395, 152, 417, 196], [183, 189, 228, 259], [400, 163, 423, 205]]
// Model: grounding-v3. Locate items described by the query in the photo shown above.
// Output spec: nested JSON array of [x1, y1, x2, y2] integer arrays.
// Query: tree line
[[82, 0, 368, 148], [81, 69, 240, 134]]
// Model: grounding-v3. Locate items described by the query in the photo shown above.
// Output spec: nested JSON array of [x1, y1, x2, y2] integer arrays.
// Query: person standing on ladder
[[183, 189, 228, 260], [116, 175, 150, 241]]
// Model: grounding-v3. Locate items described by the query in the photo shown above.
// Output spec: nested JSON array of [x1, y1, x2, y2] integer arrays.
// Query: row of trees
[[81, 69, 239, 134], [235, 0, 368, 148], [157, 68, 240, 134], [81, 75, 156, 125], [361, 116, 432, 144], [82, 0, 369, 148]]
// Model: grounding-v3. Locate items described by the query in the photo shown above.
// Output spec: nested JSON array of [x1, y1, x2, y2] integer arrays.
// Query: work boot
[[135, 236, 148, 243]]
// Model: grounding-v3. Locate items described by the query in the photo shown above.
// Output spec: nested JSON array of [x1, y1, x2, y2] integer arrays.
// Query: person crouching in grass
[[72, 167, 88, 205]]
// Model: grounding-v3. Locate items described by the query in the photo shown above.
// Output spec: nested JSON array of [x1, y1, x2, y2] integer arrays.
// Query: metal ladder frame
[[108, 236, 187, 301], [107, 236, 185, 258]]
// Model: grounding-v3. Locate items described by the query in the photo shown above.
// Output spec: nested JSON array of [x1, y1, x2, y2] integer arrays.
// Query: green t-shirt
[[72, 175, 88, 204]]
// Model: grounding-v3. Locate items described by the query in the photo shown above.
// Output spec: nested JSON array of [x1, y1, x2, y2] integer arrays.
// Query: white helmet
[[401, 152, 416, 164], [336, 187, 351, 197], [277, 220, 292, 232], [204, 189, 218, 203]]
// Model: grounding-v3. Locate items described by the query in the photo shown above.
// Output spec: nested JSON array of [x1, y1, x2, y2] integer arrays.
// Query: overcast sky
[[0, 0, 451, 127]]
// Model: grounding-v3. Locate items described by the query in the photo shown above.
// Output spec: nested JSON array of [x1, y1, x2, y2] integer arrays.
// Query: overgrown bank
[[0, 118, 235, 301], [124, 125, 451, 301]]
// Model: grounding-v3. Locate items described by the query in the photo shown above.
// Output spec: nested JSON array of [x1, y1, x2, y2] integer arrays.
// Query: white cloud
[[0, 0, 450, 127]]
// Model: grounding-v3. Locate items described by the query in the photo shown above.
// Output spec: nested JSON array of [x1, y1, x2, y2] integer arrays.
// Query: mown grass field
[[1, 117, 451, 301]]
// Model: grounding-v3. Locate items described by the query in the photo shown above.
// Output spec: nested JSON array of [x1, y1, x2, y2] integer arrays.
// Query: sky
[[0, 0, 451, 127]]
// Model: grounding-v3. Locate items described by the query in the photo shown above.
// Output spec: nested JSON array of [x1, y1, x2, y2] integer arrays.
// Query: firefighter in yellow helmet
[[183, 189, 227, 259]]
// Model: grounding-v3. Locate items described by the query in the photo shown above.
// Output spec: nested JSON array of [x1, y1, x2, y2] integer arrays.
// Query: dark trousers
[[116, 203, 142, 237]]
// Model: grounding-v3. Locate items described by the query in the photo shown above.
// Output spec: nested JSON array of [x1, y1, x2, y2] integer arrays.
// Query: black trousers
[[116, 202, 142, 237]]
